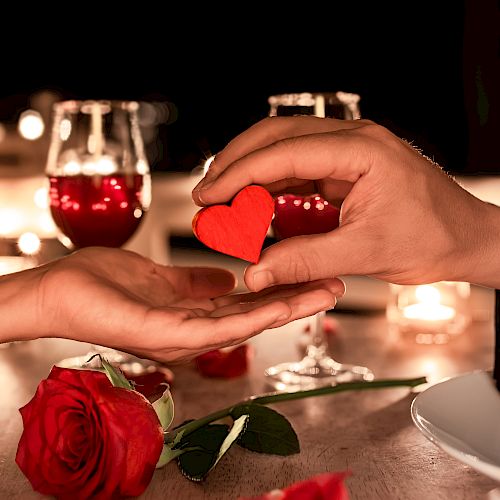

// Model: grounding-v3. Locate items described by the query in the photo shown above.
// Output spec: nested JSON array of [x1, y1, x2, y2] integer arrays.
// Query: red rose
[[195, 344, 251, 378], [16, 366, 163, 500]]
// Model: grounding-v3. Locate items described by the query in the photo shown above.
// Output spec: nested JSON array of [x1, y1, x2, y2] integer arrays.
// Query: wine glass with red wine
[[264, 92, 374, 390], [46, 100, 152, 370]]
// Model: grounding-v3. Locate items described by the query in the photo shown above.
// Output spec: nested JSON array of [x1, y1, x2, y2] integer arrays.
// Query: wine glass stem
[[306, 311, 328, 361]]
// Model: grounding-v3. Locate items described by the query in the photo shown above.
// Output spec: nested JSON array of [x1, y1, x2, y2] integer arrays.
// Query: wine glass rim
[[53, 99, 140, 113], [268, 91, 360, 106]]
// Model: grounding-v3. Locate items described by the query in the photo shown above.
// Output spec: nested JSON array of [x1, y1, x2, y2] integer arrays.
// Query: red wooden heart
[[192, 185, 274, 263]]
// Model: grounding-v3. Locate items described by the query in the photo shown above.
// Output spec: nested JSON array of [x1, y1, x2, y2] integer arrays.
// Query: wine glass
[[264, 92, 374, 390], [46, 100, 152, 371]]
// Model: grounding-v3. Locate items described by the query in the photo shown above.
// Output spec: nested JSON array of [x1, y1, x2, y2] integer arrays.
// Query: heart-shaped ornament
[[192, 185, 274, 263]]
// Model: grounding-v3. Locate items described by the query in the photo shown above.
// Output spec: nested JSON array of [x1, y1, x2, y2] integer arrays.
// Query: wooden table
[[0, 308, 498, 499]]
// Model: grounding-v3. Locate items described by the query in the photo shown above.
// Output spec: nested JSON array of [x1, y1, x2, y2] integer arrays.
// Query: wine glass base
[[265, 355, 374, 391]]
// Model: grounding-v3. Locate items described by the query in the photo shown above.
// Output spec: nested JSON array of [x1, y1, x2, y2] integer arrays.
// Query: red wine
[[272, 194, 340, 240], [49, 174, 147, 248]]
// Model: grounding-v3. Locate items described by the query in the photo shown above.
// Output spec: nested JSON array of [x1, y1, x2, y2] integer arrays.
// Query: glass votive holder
[[386, 281, 471, 344]]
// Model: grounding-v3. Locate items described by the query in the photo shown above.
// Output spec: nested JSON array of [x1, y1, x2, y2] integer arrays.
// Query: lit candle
[[402, 285, 456, 321], [387, 281, 470, 344]]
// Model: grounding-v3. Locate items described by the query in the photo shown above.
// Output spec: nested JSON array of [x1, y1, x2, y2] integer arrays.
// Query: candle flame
[[403, 285, 456, 321]]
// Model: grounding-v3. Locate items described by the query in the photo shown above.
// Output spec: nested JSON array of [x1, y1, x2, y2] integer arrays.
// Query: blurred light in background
[[59, 118, 72, 141], [17, 232, 41, 255], [34, 187, 49, 209], [0, 178, 59, 239], [0, 209, 24, 236], [0, 256, 33, 275], [58, 235, 74, 250], [62, 161, 81, 176], [203, 155, 215, 175], [37, 212, 56, 233], [18, 110, 45, 140], [0, 123, 6, 143], [191, 155, 215, 177], [138, 102, 157, 128], [81, 157, 117, 176], [136, 159, 149, 175], [138, 101, 177, 128]]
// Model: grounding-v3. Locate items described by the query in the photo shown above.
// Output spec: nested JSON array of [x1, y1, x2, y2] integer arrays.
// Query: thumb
[[244, 227, 365, 291]]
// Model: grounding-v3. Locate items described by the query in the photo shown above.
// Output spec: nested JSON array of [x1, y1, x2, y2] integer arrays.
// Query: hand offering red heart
[[192, 185, 274, 263]]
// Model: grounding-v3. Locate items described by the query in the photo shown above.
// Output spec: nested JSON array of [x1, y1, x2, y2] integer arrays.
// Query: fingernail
[[199, 180, 214, 192], [194, 182, 215, 205], [251, 270, 274, 291], [324, 280, 346, 298], [193, 178, 205, 193]]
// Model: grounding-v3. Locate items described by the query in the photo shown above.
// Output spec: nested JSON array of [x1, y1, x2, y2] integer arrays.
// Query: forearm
[[0, 266, 45, 344]]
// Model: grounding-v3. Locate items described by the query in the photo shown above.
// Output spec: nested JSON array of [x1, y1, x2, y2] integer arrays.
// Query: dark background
[[1, 1, 499, 175]]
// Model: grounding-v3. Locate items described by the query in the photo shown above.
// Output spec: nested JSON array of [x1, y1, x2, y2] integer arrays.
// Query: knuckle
[[285, 251, 313, 283], [274, 136, 300, 174], [357, 118, 376, 126], [259, 116, 310, 146], [360, 122, 391, 139]]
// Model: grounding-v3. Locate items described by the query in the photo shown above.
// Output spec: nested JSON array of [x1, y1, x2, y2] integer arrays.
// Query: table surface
[[0, 307, 498, 500]]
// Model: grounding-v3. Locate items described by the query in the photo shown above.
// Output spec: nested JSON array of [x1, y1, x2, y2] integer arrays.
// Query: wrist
[[458, 200, 500, 288]]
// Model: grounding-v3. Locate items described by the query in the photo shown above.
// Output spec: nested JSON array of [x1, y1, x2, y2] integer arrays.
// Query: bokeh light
[[18, 110, 44, 140], [18, 232, 41, 255]]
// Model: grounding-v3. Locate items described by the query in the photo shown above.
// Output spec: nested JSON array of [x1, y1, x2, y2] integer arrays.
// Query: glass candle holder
[[386, 281, 471, 344]]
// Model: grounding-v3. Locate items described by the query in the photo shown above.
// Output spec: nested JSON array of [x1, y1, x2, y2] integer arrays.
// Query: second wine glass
[[46, 100, 152, 371], [264, 92, 374, 390]]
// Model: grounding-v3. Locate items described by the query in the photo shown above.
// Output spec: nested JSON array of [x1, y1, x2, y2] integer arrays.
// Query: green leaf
[[177, 424, 230, 481], [231, 404, 299, 456], [152, 385, 175, 431], [212, 414, 248, 469], [89, 354, 134, 390], [156, 444, 185, 469], [177, 416, 248, 481]]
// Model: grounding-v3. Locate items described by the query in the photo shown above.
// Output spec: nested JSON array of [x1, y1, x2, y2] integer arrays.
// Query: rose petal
[[195, 344, 251, 378], [93, 386, 163, 498], [241, 471, 351, 500], [304, 315, 340, 336], [123, 367, 174, 401]]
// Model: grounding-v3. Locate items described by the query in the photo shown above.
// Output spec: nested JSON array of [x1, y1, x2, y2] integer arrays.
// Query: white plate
[[411, 370, 500, 482]]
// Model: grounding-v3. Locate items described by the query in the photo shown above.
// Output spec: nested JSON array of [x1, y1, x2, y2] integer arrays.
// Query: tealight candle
[[386, 281, 471, 344]]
